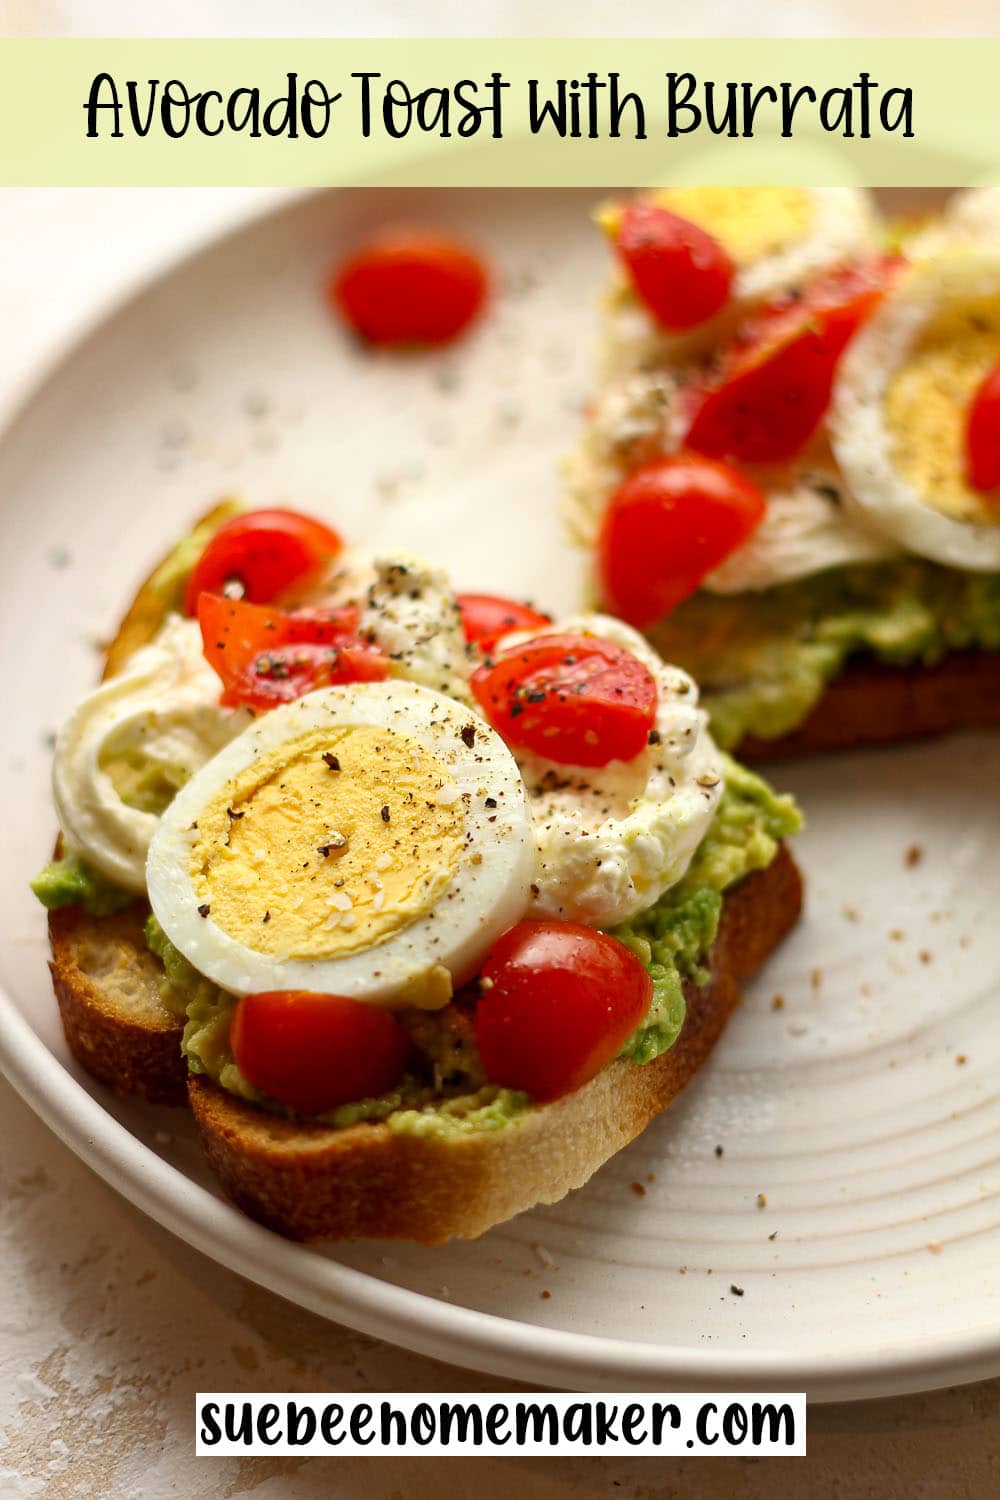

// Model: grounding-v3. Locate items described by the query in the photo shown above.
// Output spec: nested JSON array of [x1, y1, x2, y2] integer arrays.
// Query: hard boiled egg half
[[600, 187, 880, 380], [146, 681, 533, 1008], [831, 251, 1000, 571], [642, 186, 879, 308]]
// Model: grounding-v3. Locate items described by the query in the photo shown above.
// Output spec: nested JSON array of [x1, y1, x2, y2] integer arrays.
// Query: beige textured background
[[4, 3, 1000, 1495], [4, 1078, 1000, 1499], [4, 1079, 1000, 1497]]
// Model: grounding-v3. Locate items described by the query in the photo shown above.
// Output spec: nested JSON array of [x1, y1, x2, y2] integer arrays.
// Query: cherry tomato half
[[456, 593, 553, 655], [598, 453, 766, 628], [198, 593, 388, 711], [331, 229, 488, 346], [685, 256, 904, 464], [471, 632, 658, 768], [966, 359, 1000, 498], [615, 200, 734, 332], [184, 508, 343, 616], [475, 921, 653, 1101], [231, 990, 410, 1117]]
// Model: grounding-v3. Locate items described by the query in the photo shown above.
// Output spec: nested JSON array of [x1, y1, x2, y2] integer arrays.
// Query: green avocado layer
[[31, 853, 133, 918], [651, 558, 1000, 750], [613, 756, 799, 1064], [148, 756, 799, 1137]]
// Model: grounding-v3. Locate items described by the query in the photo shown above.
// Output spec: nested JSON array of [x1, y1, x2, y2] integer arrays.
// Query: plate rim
[[5, 980, 1000, 1400], [2, 183, 999, 1402], [0, 188, 303, 439]]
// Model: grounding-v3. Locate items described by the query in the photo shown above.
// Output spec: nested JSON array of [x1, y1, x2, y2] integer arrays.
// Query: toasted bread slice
[[49, 902, 186, 1105], [188, 844, 802, 1243], [46, 507, 801, 1242], [735, 650, 1000, 762]]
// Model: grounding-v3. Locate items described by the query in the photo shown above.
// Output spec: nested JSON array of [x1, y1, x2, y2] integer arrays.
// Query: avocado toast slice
[[647, 567, 1000, 760], [36, 507, 801, 1243], [572, 187, 1000, 760]]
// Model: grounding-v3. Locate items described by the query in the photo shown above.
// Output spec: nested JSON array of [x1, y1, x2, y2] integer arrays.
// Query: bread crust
[[735, 650, 1000, 762], [49, 903, 186, 1105], [188, 844, 802, 1243], [47, 503, 238, 1103]]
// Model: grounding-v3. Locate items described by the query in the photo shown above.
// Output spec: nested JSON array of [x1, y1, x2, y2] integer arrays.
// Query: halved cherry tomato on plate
[[456, 593, 553, 654], [598, 453, 766, 628], [184, 508, 343, 616], [685, 256, 904, 464], [475, 920, 653, 1101], [614, 200, 734, 332], [471, 631, 657, 768], [331, 229, 488, 346], [231, 990, 410, 1117], [198, 593, 388, 711], [966, 359, 1000, 499]]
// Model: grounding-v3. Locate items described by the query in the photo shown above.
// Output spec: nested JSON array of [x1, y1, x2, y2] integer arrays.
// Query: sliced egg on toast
[[831, 251, 1000, 570], [601, 187, 880, 380], [646, 186, 879, 308], [146, 680, 533, 1008]]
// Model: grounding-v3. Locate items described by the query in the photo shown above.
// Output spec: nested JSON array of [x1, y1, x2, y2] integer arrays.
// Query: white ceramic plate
[[3, 187, 1000, 1402]]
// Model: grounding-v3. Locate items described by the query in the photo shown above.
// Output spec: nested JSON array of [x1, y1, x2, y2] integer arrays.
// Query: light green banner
[[0, 38, 997, 186]]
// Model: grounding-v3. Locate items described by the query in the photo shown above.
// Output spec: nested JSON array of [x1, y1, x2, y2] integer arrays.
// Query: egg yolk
[[883, 296, 1000, 525], [651, 187, 813, 266], [189, 725, 465, 960]]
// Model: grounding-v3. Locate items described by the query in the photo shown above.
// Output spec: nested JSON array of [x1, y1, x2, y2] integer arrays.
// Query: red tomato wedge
[[966, 360, 1000, 499], [471, 632, 657, 768], [184, 509, 343, 616], [686, 256, 904, 464], [230, 990, 410, 1117], [475, 921, 653, 1102], [331, 229, 488, 346], [614, 200, 734, 332], [198, 593, 389, 711], [598, 453, 766, 628], [456, 593, 553, 654]]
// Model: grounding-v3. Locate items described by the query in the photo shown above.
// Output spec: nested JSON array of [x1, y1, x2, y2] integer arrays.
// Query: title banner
[[1, 38, 997, 186]]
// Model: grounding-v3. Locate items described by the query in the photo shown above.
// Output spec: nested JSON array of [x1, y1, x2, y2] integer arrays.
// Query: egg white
[[146, 680, 533, 1008], [831, 251, 1000, 571], [730, 187, 880, 307]]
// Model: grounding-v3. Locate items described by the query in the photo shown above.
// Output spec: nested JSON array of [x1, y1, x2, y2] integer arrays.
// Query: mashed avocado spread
[[31, 852, 133, 917], [651, 558, 1000, 750], [146, 756, 798, 1137], [613, 756, 798, 1064]]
